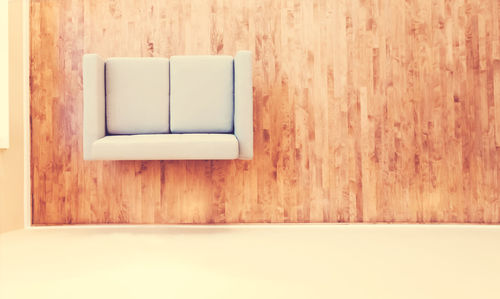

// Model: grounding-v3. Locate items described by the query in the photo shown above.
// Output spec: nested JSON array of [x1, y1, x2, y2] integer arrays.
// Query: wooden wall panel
[[31, 0, 500, 224]]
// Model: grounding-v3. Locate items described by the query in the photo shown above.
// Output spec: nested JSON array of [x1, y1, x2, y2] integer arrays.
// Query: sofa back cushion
[[169, 56, 234, 133], [105, 58, 170, 135]]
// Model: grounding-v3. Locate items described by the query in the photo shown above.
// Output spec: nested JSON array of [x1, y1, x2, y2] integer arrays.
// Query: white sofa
[[82, 51, 253, 160]]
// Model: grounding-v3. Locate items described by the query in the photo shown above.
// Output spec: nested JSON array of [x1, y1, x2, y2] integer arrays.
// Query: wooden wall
[[31, 0, 500, 224]]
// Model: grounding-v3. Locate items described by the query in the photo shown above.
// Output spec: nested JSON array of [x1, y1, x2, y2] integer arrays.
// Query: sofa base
[[87, 134, 239, 160]]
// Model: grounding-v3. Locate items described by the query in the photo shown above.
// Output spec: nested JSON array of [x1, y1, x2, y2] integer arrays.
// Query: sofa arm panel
[[82, 54, 106, 160], [234, 51, 253, 160]]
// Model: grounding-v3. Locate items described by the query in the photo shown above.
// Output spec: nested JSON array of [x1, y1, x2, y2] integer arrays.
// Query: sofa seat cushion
[[91, 134, 239, 160], [105, 58, 170, 135], [169, 56, 234, 133]]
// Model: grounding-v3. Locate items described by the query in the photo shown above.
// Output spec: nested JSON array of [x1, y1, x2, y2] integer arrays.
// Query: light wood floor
[[31, 0, 500, 224]]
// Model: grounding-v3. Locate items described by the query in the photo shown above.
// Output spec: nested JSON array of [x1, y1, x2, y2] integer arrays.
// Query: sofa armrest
[[83, 54, 106, 160], [234, 51, 253, 160]]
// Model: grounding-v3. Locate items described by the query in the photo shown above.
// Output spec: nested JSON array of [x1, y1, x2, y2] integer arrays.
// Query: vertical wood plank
[[31, 0, 500, 225]]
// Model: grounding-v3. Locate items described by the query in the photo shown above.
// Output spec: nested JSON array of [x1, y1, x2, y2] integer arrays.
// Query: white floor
[[1, 224, 500, 299]]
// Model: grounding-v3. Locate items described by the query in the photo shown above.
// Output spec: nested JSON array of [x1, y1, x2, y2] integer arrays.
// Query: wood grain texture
[[31, 0, 500, 224]]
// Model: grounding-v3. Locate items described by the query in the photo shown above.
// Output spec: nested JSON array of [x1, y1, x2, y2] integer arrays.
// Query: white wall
[[0, 0, 9, 148], [0, 0, 25, 233]]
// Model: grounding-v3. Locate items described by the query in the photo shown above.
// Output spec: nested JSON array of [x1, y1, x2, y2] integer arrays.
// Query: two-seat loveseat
[[82, 51, 253, 160]]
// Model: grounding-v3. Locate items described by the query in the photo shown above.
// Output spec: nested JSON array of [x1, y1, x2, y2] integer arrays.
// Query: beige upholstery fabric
[[170, 55, 234, 133], [234, 51, 253, 160], [106, 58, 170, 134], [82, 52, 253, 161], [83, 54, 106, 160], [91, 134, 238, 160]]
